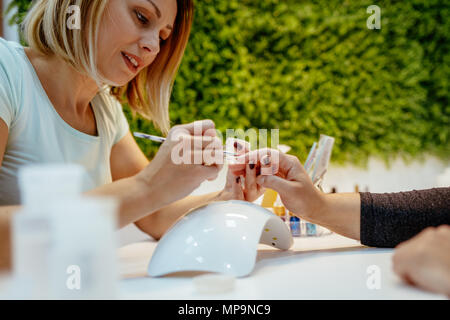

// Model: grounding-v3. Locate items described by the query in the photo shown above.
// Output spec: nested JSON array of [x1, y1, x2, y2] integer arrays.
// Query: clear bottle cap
[[18, 164, 86, 208]]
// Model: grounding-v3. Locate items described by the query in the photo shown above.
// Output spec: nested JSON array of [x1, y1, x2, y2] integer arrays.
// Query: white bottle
[[49, 196, 119, 299], [12, 164, 85, 299]]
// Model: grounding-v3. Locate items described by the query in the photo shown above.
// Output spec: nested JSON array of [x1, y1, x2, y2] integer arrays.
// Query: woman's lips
[[121, 52, 138, 73]]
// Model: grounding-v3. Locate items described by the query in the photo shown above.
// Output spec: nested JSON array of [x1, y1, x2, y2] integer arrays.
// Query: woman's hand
[[216, 139, 265, 203], [393, 225, 450, 297], [228, 148, 326, 219], [136, 120, 224, 208]]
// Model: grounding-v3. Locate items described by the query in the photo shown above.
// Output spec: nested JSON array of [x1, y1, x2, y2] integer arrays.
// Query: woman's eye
[[134, 10, 148, 25]]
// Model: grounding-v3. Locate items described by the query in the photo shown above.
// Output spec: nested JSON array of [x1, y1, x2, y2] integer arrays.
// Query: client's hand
[[228, 149, 326, 218], [392, 225, 450, 297], [136, 120, 224, 208], [217, 139, 265, 203]]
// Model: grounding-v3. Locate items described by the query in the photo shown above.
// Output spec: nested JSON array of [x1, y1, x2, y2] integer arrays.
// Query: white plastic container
[[12, 164, 85, 299], [49, 197, 119, 299]]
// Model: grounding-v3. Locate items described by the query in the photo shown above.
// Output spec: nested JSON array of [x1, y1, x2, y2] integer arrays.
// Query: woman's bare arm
[[0, 206, 19, 272], [0, 120, 13, 271]]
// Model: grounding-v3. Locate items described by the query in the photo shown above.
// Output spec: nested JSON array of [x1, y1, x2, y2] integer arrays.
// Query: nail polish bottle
[[289, 212, 301, 237], [300, 218, 307, 236], [13, 164, 85, 299], [261, 189, 278, 208], [273, 195, 286, 222], [306, 222, 317, 236]]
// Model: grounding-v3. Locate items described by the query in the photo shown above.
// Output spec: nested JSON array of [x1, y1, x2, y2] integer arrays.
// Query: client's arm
[[229, 149, 450, 247], [360, 188, 450, 247]]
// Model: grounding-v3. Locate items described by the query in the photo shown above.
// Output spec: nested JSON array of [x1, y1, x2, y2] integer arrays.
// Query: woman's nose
[[140, 34, 160, 58]]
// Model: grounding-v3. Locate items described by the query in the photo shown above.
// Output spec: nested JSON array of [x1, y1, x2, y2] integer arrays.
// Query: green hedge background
[[7, 0, 450, 165]]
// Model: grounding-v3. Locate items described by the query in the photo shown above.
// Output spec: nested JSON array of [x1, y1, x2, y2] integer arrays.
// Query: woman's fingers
[[198, 164, 221, 182], [169, 135, 225, 167], [226, 138, 250, 156], [232, 175, 245, 200], [226, 138, 251, 176], [223, 139, 253, 201], [175, 134, 221, 150], [223, 167, 245, 199], [244, 153, 258, 201], [260, 153, 278, 176], [256, 174, 294, 196], [229, 148, 281, 176], [230, 149, 306, 182], [168, 120, 222, 164], [173, 119, 216, 136]]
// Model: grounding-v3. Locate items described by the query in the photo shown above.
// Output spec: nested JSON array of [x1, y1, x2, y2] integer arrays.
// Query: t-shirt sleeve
[[112, 99, 130, 146], [0, 38, 20, 129], [0, 80, 14, 128]]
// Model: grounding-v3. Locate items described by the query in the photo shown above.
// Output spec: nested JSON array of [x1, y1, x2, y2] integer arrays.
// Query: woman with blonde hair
[[0, 0, 261, 243]]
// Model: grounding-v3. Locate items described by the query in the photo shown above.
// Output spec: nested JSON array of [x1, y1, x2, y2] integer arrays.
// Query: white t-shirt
[[0, 38, 130, 205]]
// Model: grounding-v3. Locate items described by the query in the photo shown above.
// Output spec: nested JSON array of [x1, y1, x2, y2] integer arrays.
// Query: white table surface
[[117, 233, 447, 300]]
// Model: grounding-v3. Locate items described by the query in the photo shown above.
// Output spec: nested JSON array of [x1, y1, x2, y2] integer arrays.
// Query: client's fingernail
[[249, 163, 255, 170], [234, 142, 243, 151], [236, 177, 241, 183], [261, 155, 271, 166]]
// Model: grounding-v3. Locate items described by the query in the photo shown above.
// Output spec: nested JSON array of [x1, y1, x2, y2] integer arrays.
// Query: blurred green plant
[[5, 0, 32, 43], [7, 0, 450, 164]]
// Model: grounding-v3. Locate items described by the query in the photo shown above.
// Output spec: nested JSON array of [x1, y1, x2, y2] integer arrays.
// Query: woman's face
[[97, 0, 177, 86]]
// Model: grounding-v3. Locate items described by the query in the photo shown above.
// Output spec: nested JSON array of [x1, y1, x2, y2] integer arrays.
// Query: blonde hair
[[23, 0, 194, 134]]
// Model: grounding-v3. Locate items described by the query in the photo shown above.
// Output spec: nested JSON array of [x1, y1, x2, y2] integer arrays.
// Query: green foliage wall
[[7, 0, 450, 164]]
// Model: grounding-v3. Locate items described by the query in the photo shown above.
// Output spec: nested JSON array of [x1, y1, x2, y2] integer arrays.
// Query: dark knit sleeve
[[360, 187, 450, 248]]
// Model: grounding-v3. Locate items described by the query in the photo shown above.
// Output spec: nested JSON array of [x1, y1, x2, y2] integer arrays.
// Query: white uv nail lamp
[[148, 200, 293, 278]]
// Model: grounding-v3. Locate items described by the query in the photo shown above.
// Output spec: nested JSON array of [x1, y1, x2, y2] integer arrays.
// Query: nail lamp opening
[[148, 200, 293, 278]]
